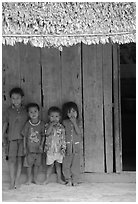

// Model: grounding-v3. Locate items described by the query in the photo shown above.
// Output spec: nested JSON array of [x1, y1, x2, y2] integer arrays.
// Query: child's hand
[[70, 116, 77, 125], [44, 145, 48, 152], [61, 148, 65, 155], [39, 145, 43, 153]]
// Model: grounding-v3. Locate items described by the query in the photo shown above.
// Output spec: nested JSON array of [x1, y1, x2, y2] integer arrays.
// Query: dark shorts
[[8, 139, 24, 158], [25, 153, 42, 167]]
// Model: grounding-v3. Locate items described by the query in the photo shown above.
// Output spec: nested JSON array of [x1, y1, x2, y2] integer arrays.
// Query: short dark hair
[[62, 101, 79, 120], [9, 87, 24, 98], [48, 106, 61, 116], [26, 103, 40, 112]]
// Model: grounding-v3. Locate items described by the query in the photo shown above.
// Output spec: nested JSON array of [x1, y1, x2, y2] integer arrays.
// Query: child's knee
[[9, 156, 16, 164]]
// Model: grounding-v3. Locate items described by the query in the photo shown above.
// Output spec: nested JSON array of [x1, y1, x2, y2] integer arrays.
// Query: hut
[[2, 2, 136, 176]]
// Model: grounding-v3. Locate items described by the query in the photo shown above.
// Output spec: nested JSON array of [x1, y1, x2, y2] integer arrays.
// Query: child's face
[[11, 93, 22, 107], [67, 108, 77, 119], [49, 112, 60, 124], [28, 107, 39, 120]]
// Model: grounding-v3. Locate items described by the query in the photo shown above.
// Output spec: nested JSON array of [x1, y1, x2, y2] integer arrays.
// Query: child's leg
[[71, 153, 80, 185], [15, 156, 22, 188], [42, 164, 53, 184], [33, 165, 39, 184], [8, 158, 16, 189], [26, 167, 32, 185], [63, 155, 73, 185], [55, 161, 65, 184], [15, 139, 24, 188]]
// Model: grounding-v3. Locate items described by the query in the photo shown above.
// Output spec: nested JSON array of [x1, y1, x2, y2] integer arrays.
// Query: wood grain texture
[[83, 44, 104, 172]]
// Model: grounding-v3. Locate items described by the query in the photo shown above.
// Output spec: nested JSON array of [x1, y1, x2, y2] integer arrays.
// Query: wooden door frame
[[112, 44, 122, 172]]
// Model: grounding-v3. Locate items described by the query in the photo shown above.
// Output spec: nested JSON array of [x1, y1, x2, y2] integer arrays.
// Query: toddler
[[43, 106, 66, 185], [22, 103, 45, 185]]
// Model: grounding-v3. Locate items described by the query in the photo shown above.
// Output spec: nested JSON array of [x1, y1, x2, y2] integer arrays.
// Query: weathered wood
[[83, 44, 104, 172], [41, 47, 61, 121], [102, 43, 113, 172], [19, 44, 41, 107], [61, 45, 84, 172], [118, 45, 123, 171], [113, 44, 122, 172], [2, 44, 20, 117]]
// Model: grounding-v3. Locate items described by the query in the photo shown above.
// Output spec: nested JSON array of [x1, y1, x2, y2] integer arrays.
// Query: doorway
[[120, 43, 136, 171]]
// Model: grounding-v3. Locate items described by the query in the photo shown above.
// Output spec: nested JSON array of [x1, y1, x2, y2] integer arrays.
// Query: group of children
[[2, 87, 82, 190]]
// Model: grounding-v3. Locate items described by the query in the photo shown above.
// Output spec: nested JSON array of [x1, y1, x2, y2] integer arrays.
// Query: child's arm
[[70, 117, 81, 135], [2, 122, 8, 145], [60, 127, 66, 155], [23, 136, 27, 155], [39, 123, 46, 152], [21, 123, 28, 155], [45, 123, 54, 136]]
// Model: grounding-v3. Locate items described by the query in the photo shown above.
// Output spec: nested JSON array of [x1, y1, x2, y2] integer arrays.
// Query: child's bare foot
[[15, 180, 20, 189], [33, 180, 41, 185], [9, 182, 15, 190], [66, 180, 72, 186], [41, 179, 49, 185], [72, 182, 79, 186], [25, 180, 31, 185], [57, 178, 66, 185]]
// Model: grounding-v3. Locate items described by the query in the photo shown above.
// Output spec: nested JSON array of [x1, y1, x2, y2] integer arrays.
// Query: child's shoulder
[[58, 123, 65, 129]]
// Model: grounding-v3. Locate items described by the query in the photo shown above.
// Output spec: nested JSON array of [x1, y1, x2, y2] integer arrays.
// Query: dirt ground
[[2, 181, 136, 202], [2, 157, 136, 202]]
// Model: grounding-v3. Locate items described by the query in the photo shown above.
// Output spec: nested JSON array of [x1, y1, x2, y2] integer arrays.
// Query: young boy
[[21, 103, 45, 185], [43, 106, 66, 185], [2, 87, 28, 189]]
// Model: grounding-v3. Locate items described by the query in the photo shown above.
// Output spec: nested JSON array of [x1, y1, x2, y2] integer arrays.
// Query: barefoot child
[[43, 106, 66, 185], [62, 102, 82, 186], [2, 87, 28, 189], [21, 103, 45, 184]]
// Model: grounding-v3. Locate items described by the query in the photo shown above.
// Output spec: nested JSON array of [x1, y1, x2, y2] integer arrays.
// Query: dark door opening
[[120, 43, 136, 171]]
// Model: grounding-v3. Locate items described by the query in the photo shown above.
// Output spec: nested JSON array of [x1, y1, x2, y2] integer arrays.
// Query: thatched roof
[[2, 2, 136, 50]]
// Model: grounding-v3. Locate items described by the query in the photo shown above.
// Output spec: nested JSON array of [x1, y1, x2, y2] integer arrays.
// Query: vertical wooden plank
[[2, 44, 20, 117], [19, 44, 41, 106], [113, 44, 122, 172], [83, 44, 104, 172], [103, 43, 113, 172], [41, 47, 61, 121], [61, 45, 84, 172]]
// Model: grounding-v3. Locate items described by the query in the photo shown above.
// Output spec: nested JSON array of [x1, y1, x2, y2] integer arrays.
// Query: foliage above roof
[[2, 2, 136, 50]]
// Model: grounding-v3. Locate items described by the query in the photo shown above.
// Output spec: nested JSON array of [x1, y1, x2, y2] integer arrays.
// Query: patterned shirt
[[22, 120, 45, 153], [44, 122, 66, 155]]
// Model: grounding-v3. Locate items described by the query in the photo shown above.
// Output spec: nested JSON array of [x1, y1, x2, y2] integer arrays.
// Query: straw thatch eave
[[2, 2, 136, 50]]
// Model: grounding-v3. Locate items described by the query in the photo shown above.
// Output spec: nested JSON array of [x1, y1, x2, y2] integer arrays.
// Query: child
[[21, 103, 45, 185], [43, 106, 66, 185], [62, 102, 82, 186], [2, 87, 28, 189]]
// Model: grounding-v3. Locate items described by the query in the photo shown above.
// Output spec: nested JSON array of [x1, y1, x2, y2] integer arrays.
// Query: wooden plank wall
[[102, 44, 113, 172], [113, 44, 122, 172], [2, 44, 20, 115], [2, 43, 121, 173], [41, 47, 61, 121], [61, 45, 84, 171], [83, 44, 104, 172]]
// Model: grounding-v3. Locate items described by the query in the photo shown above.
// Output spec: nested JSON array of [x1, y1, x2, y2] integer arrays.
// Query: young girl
[[43, 106, 66, 185], [62, 102, 82, 186], [22, 103, 45, 185]]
